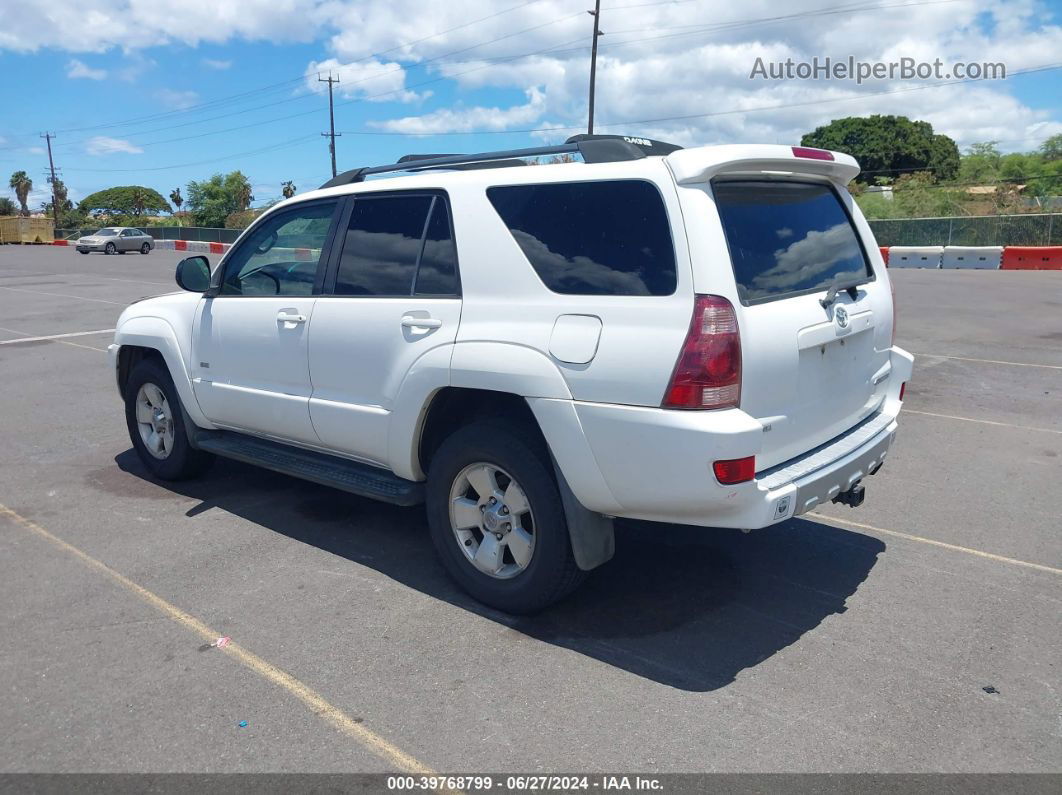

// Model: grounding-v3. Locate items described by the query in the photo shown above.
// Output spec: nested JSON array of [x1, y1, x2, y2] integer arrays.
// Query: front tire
[[104, 242, 116, 255], [426, 421, 585, 614], [124, 358, 214, 480], [79, 249, 89, 255]]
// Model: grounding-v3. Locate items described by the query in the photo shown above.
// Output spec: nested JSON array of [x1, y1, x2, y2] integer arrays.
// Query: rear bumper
[[540, 346, 913, 529]]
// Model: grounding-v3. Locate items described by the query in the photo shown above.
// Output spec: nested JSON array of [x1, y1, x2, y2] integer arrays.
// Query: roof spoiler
[[666, 145, 860, 185]]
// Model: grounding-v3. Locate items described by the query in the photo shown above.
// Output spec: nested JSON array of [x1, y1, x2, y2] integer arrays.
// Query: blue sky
[[1, 0, 1059, 212]]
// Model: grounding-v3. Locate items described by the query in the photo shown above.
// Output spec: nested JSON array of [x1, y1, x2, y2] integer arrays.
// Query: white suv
[[108, 135, 912, 613]]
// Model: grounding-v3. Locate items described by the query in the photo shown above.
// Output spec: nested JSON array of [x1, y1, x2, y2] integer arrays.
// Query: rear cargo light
[[792, 146, 834, 161], [663, 294, 741, 409], [899, 382, 906, 401], [713, 456, 756, 485]]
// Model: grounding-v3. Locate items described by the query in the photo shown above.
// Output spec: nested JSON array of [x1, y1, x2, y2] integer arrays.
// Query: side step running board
[[193, 430, 424, 507]]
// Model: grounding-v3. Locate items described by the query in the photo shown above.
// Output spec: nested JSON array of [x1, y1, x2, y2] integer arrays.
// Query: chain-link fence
[[868, 214, 1061, 247], [56, 213, 1062, 249], [55, 226, 242, 244]]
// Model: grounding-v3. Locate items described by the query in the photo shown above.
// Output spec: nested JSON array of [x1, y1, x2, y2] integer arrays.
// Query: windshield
[[714, 180, 872, 305], [96, 228, 118, 236]]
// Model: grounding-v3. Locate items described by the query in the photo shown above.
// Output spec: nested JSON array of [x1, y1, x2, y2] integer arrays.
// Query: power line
[[61, 134, 318, 173], [35, 0, 556, 140]]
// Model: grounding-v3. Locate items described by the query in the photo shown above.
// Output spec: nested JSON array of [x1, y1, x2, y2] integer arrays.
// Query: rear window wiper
[[819, 276, 869, 308]]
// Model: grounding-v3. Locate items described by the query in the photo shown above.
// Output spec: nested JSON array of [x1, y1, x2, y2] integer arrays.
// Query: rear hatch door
[[709, 177, 892, 469]]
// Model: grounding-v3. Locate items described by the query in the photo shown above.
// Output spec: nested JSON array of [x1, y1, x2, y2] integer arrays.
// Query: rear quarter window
[[486, 180, 676, 296], [713, 180, 872, 305]]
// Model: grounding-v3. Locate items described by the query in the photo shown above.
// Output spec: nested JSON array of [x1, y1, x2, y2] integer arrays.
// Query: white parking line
[[0, 329, 115, 346], [0, 285, 124, 305], [902, 408, 1062, 435], [100, 277, 174, 287], [913, 352, 1062, 370]]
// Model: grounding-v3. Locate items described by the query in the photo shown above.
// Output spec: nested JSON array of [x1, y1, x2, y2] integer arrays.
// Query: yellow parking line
[[808, 512, 1062, 576], [0, 502, 438, 775], [902, 408, 1062, 435], [913, 352, 1062, 370]]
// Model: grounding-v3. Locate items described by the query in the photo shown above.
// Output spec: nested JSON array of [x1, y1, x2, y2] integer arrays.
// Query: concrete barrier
[[886, 246, 943, 269], [1001, 246, 1062, 270], [942, 246, 1002, 269]]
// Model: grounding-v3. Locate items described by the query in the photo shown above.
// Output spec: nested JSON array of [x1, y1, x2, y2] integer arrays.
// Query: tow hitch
[[832, 482, 865, 508]]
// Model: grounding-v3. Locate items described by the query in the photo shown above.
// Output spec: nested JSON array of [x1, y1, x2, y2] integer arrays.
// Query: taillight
[[792, 146, 834, 161], [890, 279, 897, 345], [713, 456, 756, 485], [663, 294, 741, 410]]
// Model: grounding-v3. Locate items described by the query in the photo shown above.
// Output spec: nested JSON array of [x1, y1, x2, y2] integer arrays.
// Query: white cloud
[[67, 59, 107, 80], [203, 58, 233, 69], [158, 88, 199, 109], [305, 57, 425, 103], [372, 87, 545, 134], [85, 136, 144, 155], [0, 0, 1058, 154]]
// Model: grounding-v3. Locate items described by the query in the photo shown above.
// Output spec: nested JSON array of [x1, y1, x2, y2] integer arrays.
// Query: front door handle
[[401, 316, 442, 329], [277, 312, 307, 324]]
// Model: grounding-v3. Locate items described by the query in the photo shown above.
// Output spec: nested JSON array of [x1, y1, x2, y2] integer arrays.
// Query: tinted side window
[[414, 199, 459, 296], [713, 181, 872, 305], [335, 196, 433, 296], [486, 181, 676, 296], [220, 201, 338, 296]]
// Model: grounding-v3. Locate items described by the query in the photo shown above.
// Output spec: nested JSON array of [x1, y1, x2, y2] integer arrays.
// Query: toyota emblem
[[835, 306, 849, 329]]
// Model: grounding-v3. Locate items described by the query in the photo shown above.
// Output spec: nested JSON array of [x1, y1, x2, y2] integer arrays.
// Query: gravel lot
[[1, 245, 1059, 774]]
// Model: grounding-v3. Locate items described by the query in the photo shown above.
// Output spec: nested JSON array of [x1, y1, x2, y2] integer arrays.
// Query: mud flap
[[551, 455, 615, 571]]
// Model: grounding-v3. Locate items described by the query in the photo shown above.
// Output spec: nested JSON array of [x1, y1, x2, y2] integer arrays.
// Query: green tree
[[79, 185, 172, 218], [281, 180, 296, 199], [0, 197, 16, 216], [958, 141, 1003, 183], [800, 115, 960, 183], [1040, 133, 1062, 162], [186, 171, 253, 228], [9, 170, 33, 216]]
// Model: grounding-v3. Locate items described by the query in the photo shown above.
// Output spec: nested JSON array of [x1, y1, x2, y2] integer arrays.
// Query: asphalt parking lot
[[0, 245, 1059, 774]]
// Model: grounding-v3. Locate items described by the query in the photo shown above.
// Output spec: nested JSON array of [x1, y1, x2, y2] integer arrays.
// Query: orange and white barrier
[[1001, 246, 1062, 270]]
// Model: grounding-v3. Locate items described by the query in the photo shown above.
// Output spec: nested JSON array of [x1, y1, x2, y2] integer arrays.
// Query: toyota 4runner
[[109, 135, 913, 613]]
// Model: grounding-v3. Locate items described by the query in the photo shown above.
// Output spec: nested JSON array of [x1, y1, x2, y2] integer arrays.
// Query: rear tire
[[140, 242, 150, 254], [124, 358, 214, 481], [426, 421, 585, 614]]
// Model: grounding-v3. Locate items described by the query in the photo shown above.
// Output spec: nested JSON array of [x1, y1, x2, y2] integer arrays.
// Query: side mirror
[[175, 256, 211, 292]]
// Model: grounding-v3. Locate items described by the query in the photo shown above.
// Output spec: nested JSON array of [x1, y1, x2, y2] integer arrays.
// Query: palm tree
[[169, 188, 183, 215], [9, 171, 32, 217], [236, 182, 253, 211], [281, 181, 296, 199]]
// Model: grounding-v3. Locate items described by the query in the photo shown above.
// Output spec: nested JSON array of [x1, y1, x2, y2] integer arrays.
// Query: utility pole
[[41, 132, 59, 229], [587, 0, 603, 135], [319, 73, 341, 178]]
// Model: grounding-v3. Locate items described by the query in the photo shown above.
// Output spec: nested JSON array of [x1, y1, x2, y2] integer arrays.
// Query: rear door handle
[[277, 312, 307, 324], [401, 316, 442, 329]]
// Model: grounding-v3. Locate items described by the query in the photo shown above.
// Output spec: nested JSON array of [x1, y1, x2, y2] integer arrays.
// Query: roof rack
[[319, 134, 683, 189]]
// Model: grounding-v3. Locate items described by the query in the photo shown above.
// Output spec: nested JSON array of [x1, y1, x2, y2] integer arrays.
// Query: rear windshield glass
[[487, 180, 676, 296], [713, 181, 871, 305]]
